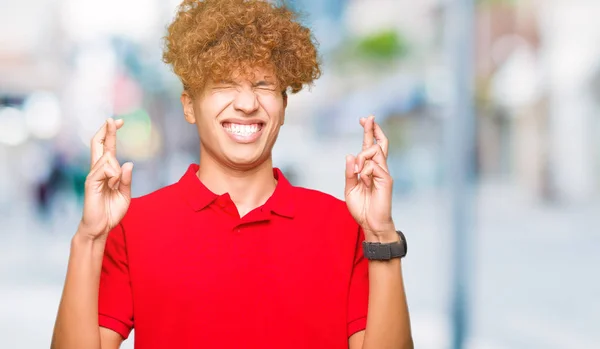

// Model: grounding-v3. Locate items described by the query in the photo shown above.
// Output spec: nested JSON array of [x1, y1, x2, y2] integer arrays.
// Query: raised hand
[[79, 118, 134, 241], [345, 116, 397, 242]]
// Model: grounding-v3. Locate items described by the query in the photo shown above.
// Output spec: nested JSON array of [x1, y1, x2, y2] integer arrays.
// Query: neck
[[197, 149, 277, 216]]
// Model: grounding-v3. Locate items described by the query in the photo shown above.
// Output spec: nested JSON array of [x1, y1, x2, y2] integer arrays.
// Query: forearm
[[51, 230, 105, 349], [362, 241, 413, 349]]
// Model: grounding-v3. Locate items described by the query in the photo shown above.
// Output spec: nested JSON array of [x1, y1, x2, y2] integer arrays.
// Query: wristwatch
[[362, 230, 407, 260]]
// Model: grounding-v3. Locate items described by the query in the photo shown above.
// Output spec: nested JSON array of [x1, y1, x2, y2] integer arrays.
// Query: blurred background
[[1, 0, 599, 348]]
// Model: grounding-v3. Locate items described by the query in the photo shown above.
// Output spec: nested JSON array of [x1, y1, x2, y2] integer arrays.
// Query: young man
[[51, 1, 413, 348]]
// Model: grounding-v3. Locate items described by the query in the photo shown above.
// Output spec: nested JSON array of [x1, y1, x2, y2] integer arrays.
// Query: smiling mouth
[[221, 122, 264, 137]]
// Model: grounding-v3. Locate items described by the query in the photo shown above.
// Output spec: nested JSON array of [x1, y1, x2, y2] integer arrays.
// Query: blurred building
[[474, 0, 600, 203]]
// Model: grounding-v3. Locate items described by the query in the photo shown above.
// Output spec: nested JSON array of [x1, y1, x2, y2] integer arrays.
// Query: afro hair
[[163, 0, 322, 95]]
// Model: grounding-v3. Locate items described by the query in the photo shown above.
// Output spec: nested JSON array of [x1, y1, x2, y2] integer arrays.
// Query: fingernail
[[354, 164, 359, 174]]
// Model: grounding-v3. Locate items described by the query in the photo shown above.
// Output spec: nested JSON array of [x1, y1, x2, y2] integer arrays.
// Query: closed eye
[[254, 81, 271, 86], [253, 81, 276, 91]]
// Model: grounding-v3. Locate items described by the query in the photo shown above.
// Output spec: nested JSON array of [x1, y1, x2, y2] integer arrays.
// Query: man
[[51, 0, 413, 348]]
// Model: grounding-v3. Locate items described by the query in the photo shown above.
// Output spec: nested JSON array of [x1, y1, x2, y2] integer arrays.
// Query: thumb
[[119, 162, 134, 198], [345, 155, 359, 195]]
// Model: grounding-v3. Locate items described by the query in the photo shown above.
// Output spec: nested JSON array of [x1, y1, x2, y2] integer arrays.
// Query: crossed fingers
[[356, 115, 389, 174]]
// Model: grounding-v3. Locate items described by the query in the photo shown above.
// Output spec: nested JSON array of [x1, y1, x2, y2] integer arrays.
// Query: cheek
[[257, 94, 285, 123], [197, 94, 233, 124], [209, 93, 235, 113]]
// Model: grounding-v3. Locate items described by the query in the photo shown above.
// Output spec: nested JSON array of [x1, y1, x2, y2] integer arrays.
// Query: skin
[[51, 118, 132, 349], [50, 67, 412, 349], [346, 116, 413, 349], [180, 68, 287, 216]]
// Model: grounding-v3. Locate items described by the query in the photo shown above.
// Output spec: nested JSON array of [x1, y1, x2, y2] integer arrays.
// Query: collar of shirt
[[177, 164, 295, 219]]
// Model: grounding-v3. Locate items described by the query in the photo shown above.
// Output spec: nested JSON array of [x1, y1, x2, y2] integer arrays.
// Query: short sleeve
[[98, 222, 134, 339], [347, 227, 369, 337]]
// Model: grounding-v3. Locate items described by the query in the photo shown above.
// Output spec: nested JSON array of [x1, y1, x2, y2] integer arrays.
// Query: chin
[[223, 151, 268, 170]]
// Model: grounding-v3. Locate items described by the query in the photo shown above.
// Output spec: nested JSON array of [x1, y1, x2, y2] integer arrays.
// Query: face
[[181, 67, 287, 171]]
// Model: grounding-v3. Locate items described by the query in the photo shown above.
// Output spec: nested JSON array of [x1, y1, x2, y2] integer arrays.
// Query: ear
[[281, 91, 288, 125], [181, 90, 196, 124]]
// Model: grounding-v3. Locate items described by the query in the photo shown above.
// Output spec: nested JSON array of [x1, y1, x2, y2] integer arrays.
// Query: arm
[[51, 232, 123, 349], [51, 118, 133, 349], [345, 116, 413, 349], [349, 234, 413, 349]]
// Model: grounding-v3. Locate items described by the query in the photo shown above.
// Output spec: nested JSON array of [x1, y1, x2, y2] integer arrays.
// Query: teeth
[[224, 123, 260, 137]]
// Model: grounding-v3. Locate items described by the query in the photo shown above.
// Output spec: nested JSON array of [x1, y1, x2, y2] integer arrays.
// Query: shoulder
[[293, 186, 346, 208], [122, 181, 182, 223], [132, 182, 181, 207], [291, 186, 356, 226], [290, 186, 363, 260]]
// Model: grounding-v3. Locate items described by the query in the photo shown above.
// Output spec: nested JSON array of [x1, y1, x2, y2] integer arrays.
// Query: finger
[[90, 119, 124, 170], [118, 162, 134, 198], [87, 160, 118, 191], [90, 121, 108, 170], [373, 121, 389, 158], [87, 153, 121, 189], [359, 160, 390, 189], [360, 160, 375, 188], [344, 155, 359, 195], [356, 144, 388, 173], [103, 118, 120, 157], [106, 161, 123, 189], [103, 153, 121, 189], [90, 151, 119, 173], [361, 115, 375, 151]]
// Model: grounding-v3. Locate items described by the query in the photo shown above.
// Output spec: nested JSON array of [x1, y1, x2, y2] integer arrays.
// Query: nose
[[232, 88, 259, 115]]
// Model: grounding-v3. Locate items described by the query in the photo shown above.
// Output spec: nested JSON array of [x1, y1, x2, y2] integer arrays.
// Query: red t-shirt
[[98, 164, 369, 349]]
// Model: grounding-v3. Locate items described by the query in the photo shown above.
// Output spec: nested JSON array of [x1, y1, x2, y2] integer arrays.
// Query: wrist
[[364, 231, 400, 243], [72, 232, 103, 249], [75, 222, 107, 245], [70, 230, 107, 265], [363, 222, 398, 243]]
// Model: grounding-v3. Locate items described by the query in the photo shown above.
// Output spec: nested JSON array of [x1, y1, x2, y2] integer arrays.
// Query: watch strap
[[362, 230, 407, 260]]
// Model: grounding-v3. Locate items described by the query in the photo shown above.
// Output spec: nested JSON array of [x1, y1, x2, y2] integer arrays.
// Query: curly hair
[[163, 0, 321, 95]]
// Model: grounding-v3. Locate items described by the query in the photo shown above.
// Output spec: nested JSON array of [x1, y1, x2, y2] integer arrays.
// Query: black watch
[[362, 230, 407, 260]]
